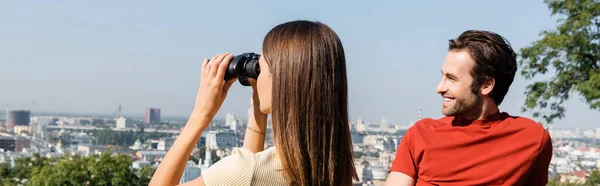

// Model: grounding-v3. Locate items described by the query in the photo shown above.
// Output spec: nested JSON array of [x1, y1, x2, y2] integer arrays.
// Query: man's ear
[[480, 77, 495, 96]]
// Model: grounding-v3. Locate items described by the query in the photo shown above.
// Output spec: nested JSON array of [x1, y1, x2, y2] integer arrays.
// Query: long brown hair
[[262, 20, 358, 186]]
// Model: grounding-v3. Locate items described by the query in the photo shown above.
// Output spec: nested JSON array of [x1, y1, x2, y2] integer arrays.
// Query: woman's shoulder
[[202, 147, 287, 186], [201, 148, 254, 185]]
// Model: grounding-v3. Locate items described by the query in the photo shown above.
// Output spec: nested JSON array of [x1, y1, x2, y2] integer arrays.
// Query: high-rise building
[[230, 119, 238, 133], [0, 134, 30, 152], [381, 118, 388, 130], [179, 161, 201, 184], [116, 117, 130, 129], [205, 131, 218, 149], [229, 115, 244, 133], [215, 130, 238, 148], [201, 148, 213, 173], [0, 120, 4, 132], [6, 110, 31, 133], [596, 128, 600, 139], [225, 113, 235, 127], [144, 108, 161, 124]]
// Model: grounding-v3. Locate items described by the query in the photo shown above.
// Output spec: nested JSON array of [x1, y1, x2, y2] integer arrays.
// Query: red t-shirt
[[390, 112, 552, 186]]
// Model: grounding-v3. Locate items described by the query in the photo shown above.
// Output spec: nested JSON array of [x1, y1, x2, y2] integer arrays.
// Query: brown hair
[[449, 30, 518, 105], [262, 20, 358, 186]]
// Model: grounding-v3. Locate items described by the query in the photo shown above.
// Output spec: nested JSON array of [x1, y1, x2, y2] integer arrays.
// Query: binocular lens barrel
[[223, 53, 261, 86]]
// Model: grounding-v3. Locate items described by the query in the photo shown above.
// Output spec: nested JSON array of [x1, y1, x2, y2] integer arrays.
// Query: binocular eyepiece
[[223, 53, 261, 86]]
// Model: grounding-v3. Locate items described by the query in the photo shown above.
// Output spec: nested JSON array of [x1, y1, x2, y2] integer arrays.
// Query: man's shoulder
[[415, 116, 452, 127], [502, 113, 547, 134], [406, 116, 452, 133]]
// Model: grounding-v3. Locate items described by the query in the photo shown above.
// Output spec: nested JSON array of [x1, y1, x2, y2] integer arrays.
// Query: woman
[[149, 20, 357, 186]]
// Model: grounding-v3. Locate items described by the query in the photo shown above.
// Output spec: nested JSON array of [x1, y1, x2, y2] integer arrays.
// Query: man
[[385, 30, 552, 186]]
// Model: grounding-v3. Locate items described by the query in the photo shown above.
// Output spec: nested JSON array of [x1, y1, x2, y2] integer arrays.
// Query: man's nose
[[436, 80, 447, 94]]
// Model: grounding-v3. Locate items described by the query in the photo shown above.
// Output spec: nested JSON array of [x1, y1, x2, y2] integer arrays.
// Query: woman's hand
[[192, 53, 237, 127], [149, 54, 235, 186]]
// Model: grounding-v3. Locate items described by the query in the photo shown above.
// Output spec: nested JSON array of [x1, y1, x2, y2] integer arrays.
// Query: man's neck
[[463, 98, 499, 120]]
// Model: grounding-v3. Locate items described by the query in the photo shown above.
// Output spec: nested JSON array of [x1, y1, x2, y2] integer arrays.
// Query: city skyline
[[1, 1, 598, 128]]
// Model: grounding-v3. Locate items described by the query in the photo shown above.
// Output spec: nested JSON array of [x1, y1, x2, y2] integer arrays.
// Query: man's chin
[[441, 108, 458, 116]]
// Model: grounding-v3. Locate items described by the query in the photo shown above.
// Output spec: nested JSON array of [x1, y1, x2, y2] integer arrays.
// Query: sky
[[0, 0, 598, 129]]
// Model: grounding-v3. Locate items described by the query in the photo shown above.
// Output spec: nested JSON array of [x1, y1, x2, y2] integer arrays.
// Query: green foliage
[[137, 166, 155, 186], [519, 0, 600, 124], [1, 152, 155, 186], [585, 169, 600, 185], [546, 169, 600, 186], [212, 150, 221, 164], [548, 174, 561, 186]]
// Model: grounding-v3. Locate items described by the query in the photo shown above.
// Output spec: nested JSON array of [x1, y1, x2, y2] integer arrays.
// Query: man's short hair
[[449, 30, 518, 105]]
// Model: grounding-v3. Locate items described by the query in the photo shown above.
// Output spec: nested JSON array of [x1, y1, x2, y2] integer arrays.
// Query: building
[[13, 126, 31, 135], [201, 148, 213, 172], [230, 116, 244, 134], [381, 118, 388, 130], [206, 131, 217, 149], [144, 108, 161, 124], [157, 137, 175, 151], [204, 130, 238, 149], [137, 150, 168, 163], [31, 116, 57, 125], [379, 152, 395, 168], [356, 117, 367, 133], [0, 134, 30, 152], [583, 129, 595, 138], [179, 161, 201, 184], [6, 110, 31, 132], [351, 133, 365, 144], [70, 132, 94, 146], [370, 165, 390, 180], [225, 113, 235, 127], [131, 139, 145, 150], [216, 130, 238, 149], [132, 160, 152, 169], [116, 117, 131, 129]]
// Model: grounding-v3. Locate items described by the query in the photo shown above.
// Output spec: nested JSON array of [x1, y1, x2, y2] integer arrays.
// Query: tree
[[87, 151, 137, 185], [547, 174, 561, 186], [585, 169, 600, 185], [519, 0, 600, 124], [17, 151, 152, 186], [29, 155, 90, 186], [137, 166, 155, 186], [0, 163, 11, 185]]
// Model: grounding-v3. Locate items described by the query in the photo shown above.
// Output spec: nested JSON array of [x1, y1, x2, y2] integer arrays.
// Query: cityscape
[[1, 107, 599, 185]]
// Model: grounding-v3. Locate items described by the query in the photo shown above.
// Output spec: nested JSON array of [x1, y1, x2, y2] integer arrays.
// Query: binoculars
[[223, 53, 261, 86]]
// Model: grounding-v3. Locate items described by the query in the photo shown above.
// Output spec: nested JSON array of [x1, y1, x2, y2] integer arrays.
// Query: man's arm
[[385, 129, 418, 186], [525, 131, 553, 186], [385, 172, 414, 186]]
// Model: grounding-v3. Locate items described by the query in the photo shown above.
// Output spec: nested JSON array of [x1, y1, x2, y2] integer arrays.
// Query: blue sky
[[0, 0, 598, 128]]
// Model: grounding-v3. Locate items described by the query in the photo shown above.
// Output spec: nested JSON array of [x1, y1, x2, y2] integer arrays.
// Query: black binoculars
[[223, 53, 261, 86]]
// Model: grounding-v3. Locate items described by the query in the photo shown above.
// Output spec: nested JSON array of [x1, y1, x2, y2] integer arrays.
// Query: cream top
[[202, 147, 288, 186]]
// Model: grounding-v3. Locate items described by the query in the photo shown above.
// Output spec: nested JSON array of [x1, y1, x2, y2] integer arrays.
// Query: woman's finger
[[210, 53, 227, 77], [216, 54, 233, 79]]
